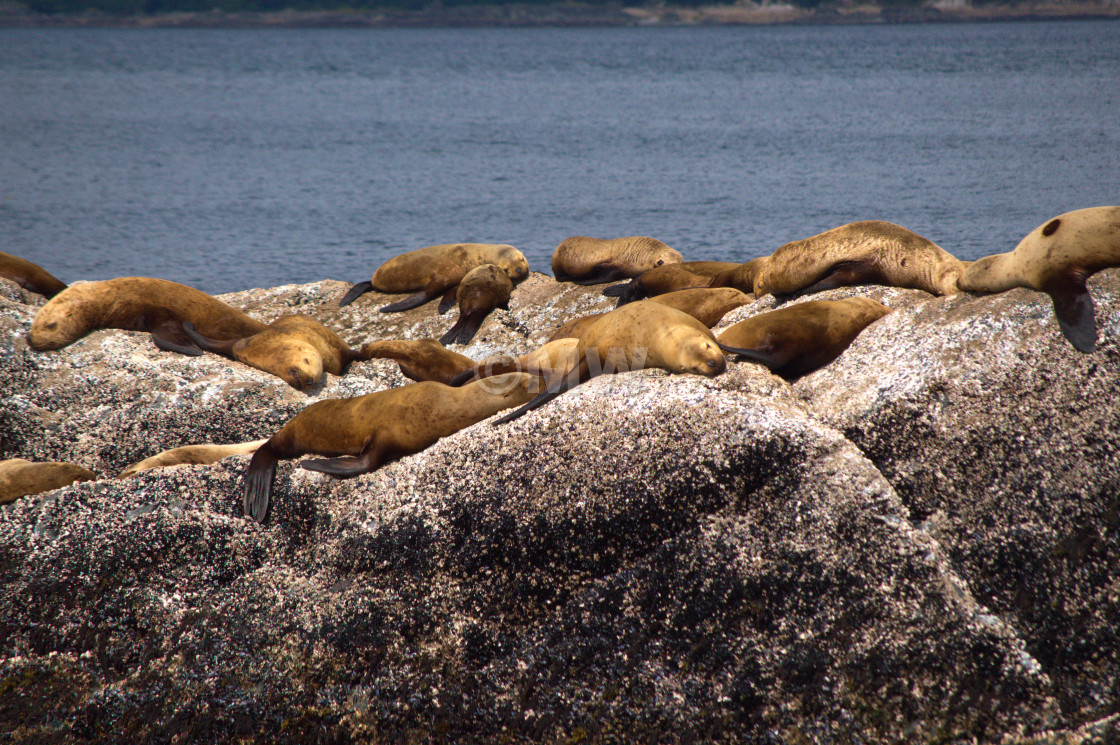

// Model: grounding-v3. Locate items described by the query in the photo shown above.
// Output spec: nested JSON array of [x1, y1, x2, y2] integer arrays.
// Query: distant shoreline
[[2, 1, 1119, 29]]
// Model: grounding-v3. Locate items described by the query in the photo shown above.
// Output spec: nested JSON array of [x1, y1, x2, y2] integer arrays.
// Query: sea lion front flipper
[[379, 288, 441, 313], [243, 442, 280, 523], [439, 310, 488, 346], [183, 321, 239, 356], [151, 320, 204, 356], [299, 441, 384, 478], [717, 343, 783, 371], [437, 287, 459, 315], [601, 281, 633, 297], [339, 281, 374, 307], [569, 265, 627, 286], [1044, 269, 1096, 353], [494, 357, 592, 425], [798, 259, 884, 296]]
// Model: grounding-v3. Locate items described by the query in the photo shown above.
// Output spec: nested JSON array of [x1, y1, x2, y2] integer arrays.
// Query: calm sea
[[1, 21, 1118, 294]]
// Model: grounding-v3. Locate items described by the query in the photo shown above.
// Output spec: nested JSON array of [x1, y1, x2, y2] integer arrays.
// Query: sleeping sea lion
[[957, 206, 1120, 353], [548, 313, 607, 342], [650, 288, 753, 328], [551, 236, 684, 285], [1, 459, 96, 504], [603, 261, 738, 305], [717, 297, 892, 378], [28, 277, 266, 355], [184, 314, 363, 390], [118, 440, 268, 479], [708, 257, 769, 293], [339, 243, 529, 312], [357, 339, 476, 384], [449, 338, 580, 387], [439, 264, 513, 346], [0, 251, 67, 298], [243, 373, 538, 523], [754, 221, 965, 298], [495, 301, 726, 424]]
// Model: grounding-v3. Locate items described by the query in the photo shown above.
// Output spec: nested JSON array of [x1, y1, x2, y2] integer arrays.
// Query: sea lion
[[357, 338, 476, 384], [117, 440, 268, 479], [754, 221, 965, 298], [548, 313, 607, 342], [708, 257, 769, 293], [717, 297, 892, 378], [0, 251, 67, 298], [449, 338, 580, 387], [439, 264, 514, 346], [603, 261, 738, 305], [184, 314, 360, 390], [957, 206, 1120, 353], [339, 243, 529, 312], [28, 277, 266, 355], [650, 288, 753, 328], [551, 236, 684, 285], [0, 459, 95, 504], [496, 301, 726, 424], [243, 373, 538, 523]]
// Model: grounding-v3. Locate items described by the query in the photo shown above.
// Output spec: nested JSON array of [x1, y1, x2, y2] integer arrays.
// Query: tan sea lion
[[117, 440, 268, 479], [439, 264, 514, 346], [28, 277, 266, 355], [450, 338, 580, 387], [243, 373, 538, 522], [958, 206, 1120, 353], [0, 251, 67, 298], [547, 313, 607, 342], [551, 236, 684, 285], [357, 339, 476, 384], [754, 221, 965, 298], [650, 288, 753, 328], [339, 243, 529, 312], [496, 301, 726, 424], [184, 314, 361, 390], [708, 257, 769, 293], [603, 261, 737, 305], [0, 459, 95, 504], [717, 297, 892, 378]]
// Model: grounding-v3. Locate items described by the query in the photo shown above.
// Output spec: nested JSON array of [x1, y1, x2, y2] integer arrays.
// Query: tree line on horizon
[[19, 0, 935, 18]]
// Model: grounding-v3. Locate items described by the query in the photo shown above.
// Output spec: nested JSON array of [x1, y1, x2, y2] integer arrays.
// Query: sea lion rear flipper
[[494, 357, 591, 425], [569, 265, 627, 286], [449, 359, 522, 387], [439, 310, 488, 346], [717, 343, 783, 371], [437, 287, 458, 315], [798, 259, 883, 296], [243, 442, 280, 523], [183, 321, 238, 356], [339, 281, 374, 307], [151, 320, 203, 356], [601, 281, 632, 297], [380, 289, 440, 313], [1044, 269, 1096, 353], [300, 441, 384, 478]]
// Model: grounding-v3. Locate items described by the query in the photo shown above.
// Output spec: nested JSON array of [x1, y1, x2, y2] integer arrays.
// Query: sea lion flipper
[[380, 290, 438, 313], [300, 442, 383, 477], [439, 311, 487, 346], [717, 343, 783, 371], [601, 281, 632, 297], [799, 259, 882, 296], [437, 287, 458, 315], [339, 281, 374, 307], [1045, 269, 1096, 353], [243, 442, 280, 523], [568, 264, 627, 286], [494, 357, 591, 425], [151, 320, 204, 356], [182, 321, 238, 356]]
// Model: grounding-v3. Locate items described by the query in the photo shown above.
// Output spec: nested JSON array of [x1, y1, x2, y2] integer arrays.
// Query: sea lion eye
[[656, 259, 664, 266], [1042, 219, 1061, 237], [706, 359, 717, 367]]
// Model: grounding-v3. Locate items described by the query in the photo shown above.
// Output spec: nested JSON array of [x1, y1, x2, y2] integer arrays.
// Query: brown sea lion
[[496, 301, 726, 424], [243, 373, 538, 522], [439, 264, 514, 346], [551, 236, 684, 285], [27, 277, 266, 355], [117, 440, 268, 479], [450, 338, 580, 387], [650, 288, 753, 328], [958, 206, 1120, 353], [708, 257, 769, 293], [357, 339, 476, 384], [339, 243, 529, 312], [603, 261, 737, 305], [754, 221, 965, 298], [184, 314, 362, 390], [717, 297, 892, 378], [547, 313, 607, 342], [0, 251, 67, 298], [0, 459, 95, 504]]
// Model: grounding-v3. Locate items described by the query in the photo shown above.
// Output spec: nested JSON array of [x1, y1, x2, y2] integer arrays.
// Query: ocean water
[[1, 21, 1118, 294]]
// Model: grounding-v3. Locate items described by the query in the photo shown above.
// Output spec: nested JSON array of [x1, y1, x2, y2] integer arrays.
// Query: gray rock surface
[[1, 271, 1118, 743]]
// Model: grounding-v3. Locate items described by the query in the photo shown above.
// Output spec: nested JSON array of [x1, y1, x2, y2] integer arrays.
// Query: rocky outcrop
[[1, 271, 1118, 743]]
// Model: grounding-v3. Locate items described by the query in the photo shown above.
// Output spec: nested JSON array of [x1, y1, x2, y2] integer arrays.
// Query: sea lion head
[[27, 287, 96, 351], [495, 246, 530, 283], [676, 335, 727, 377]]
